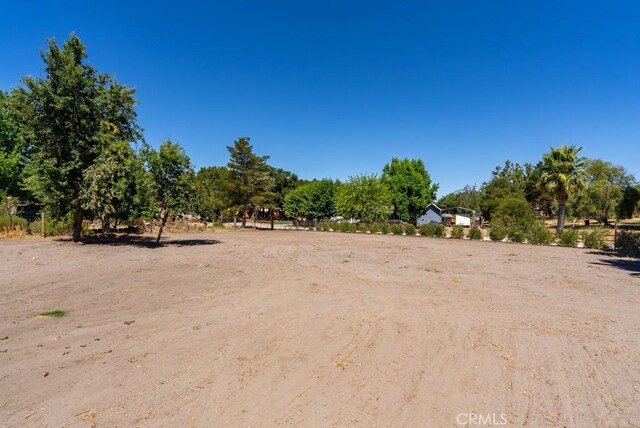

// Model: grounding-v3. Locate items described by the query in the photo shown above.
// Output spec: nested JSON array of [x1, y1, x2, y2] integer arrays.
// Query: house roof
[[425, 203, 442, 214]]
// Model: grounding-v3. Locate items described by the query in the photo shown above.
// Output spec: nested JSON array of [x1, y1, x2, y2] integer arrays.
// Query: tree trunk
[[72, 206, 84, 242], [600, 211, 608, 226], [155, 211, 169, 246], [556, 202, 566, 235]]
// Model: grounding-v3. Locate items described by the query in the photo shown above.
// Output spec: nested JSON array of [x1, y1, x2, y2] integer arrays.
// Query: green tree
[[540, 145, 587, 234], [480, 161, 527, 220], [226, 137, 274, 226], [618, 186, 640, 219], [579, 159, 635, 225], [192, 166, 233, 221], [492, 196, 536, 233], [17, 34, 141, 241], [381, 157, 438, 221], [335, 174, 392, 222], [283, 179, 337, 219], [143, 141, 194, 245], [0, 91, 26, 199]]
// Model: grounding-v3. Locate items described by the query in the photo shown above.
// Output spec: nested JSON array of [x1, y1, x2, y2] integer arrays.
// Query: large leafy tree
[[335, 174, 392, 223], [16, 34, 141, 241], [226, 137, 274, 226], [192, 166, 233, 220], [283, 179, 337, 219], [143, 140, 194, 245], [577, 159, 635, 225], [0, 91, 27, 199], [381, 157, 438, 221], [540, 145, 587, 234]]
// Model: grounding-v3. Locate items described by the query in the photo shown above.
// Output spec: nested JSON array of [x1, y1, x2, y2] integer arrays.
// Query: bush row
[[316, 221, 485, 239]]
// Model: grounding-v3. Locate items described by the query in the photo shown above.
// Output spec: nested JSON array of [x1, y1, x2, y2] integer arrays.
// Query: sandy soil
[[1, 230, 639, 427]]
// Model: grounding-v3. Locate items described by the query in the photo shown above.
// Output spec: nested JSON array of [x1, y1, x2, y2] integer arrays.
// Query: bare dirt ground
[[1, 230, 639, 427]]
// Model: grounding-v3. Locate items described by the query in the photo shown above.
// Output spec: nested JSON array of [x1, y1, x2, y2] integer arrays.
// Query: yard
[[1, 230, 639, 426]]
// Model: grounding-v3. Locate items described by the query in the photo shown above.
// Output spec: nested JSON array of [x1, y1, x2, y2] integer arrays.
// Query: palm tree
[[540, 145, 587, 234]]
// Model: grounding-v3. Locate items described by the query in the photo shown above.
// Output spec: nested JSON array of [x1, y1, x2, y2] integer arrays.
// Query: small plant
[[450, 225, 465, 239], [507, 227, 526, 243], [381, 223, 391, 234], [124, 320, 135, 326], [38, 310, 67, 318], [527, 222, 554, 245], [468, 226, 482, 240], [433, 224, 445, 238], [357, 222, 369, 233], [582, 228, 607, 250], [404, 224, 416, 236], [369, 223, 380, 234], [489, 224, 508, 241], [346, 222, 357, 233], [390, 224, 403, 235], [558, 229, 579, 247], [616, 230, 640, 257], [213, 220, 224, 228]]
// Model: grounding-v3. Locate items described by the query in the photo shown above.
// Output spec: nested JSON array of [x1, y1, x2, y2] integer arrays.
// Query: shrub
[[450, 225, 465, 239], [213, 220, 224, 229], [468, 226, 482, 240], [433, 224, 445, 238], [357, 222, 369, 233], [616, 231, 640, 257], [418, 224, 432, 236], [527, 222, 554, 245], [317, 221, 329, 232], [0, 214, 27, 230], [369, 223, 380, 234], [404, 224, 416, 236], [381, 223, 391, 234], [489, 224, 508, 241], [582, 228, 607, 250], [507, 227, 526, 243], [558, 229, 579, 247], [28, 215, 74, 237], [390, 224, 403, 235]]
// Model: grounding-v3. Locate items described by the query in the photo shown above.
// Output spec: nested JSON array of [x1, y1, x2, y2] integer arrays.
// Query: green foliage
[[192, 166, 233, 220], [284, 179, 337, 219], [450, 225, 465, 239], [540, 145, 587, 234], [489, 224, 508, 241], [419, 223, 445, 238], [226, 137, 274, 221], [575, 159, 635, 225], [480, 161, 528, 220], [346, 222, 357, 233], [317, 221, 330, 232], [527, 222, 554, 245], [143, 140, 194, 244], [617, 186, 640, 219], [381, 157, 438, 221], [468, 226, 482, 240], [381, 223, 391, 234], [0, 213, 27, 229], [38, 310, 67, 318], [507, 227, 526, 243], [491, 196, 536, 241], [17, 34, 142, 241], [390, 224, 403, 235], [335, 174, 392, 223], [404, 224, 416, 236], [558, 229, 579, 247], [369, 223, 380, 234], [616, 231, 640, 257], [582, 228, 608, 250]]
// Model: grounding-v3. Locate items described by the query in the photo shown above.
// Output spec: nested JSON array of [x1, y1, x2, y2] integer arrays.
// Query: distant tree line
[[1, 34, 639, 244]]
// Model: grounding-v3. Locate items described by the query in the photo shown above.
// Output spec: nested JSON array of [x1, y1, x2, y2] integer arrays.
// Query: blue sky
[[1, 1, 638, 195]]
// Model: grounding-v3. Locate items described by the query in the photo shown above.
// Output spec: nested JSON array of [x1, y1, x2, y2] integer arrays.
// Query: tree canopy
[[335, 174, 392, 223], [381, 157, 438, 222]]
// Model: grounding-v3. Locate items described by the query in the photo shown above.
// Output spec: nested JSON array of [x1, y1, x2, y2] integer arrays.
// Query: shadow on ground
[[54, 235, 221, 248], [588, 251, 640, 277]]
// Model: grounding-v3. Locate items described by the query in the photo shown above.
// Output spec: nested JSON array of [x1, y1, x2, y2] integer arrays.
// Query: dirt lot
[[1, 230, 639, 427]]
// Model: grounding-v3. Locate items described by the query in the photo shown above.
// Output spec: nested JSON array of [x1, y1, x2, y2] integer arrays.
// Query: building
[[416, 203, 442, 225]]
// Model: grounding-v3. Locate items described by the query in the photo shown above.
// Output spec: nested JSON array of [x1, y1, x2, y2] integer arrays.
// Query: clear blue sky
[[1, 1, 638, 196]]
